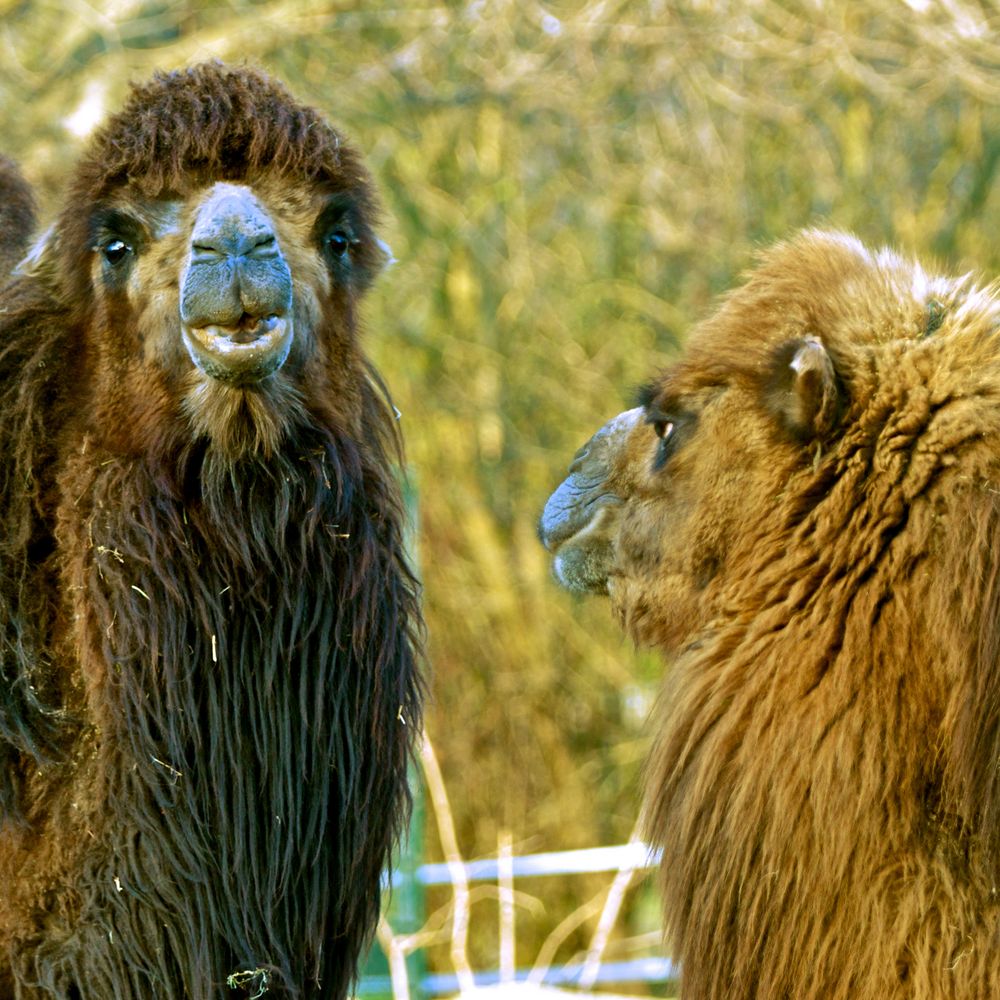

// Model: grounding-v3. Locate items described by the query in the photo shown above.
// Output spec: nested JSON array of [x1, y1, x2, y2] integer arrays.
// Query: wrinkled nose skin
[[180, 183, 294, 385], [539, 407, 642, 594]]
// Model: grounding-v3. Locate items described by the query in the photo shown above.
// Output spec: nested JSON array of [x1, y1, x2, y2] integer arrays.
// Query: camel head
[[540, 230, 984, 657], [25, 63, 390, 460]]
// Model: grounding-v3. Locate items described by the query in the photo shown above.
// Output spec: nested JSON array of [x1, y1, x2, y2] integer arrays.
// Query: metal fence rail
[[408, 842, 662, 886], [360, 957, 679, 997]]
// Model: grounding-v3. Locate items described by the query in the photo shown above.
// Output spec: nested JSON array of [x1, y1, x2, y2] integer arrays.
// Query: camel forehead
[[645, 237, 981, 412], [94, 177, 330, 249]]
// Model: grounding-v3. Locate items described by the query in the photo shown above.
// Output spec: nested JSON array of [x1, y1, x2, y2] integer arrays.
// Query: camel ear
[[14, 224, 60, 281], [374, 236, 396, 271], [767, 336, 842, 441]]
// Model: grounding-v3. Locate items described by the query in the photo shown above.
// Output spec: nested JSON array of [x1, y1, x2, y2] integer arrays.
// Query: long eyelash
[[635, 382, 661, 409]]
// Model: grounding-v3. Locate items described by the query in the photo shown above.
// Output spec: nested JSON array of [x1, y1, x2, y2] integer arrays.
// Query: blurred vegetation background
[[5, 0, 1000, 986]]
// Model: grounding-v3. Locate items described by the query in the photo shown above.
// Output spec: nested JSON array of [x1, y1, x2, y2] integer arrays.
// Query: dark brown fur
[[0, 64, 422, 999], [0, 155, 36, 276], [541, 231, 1000, 998]]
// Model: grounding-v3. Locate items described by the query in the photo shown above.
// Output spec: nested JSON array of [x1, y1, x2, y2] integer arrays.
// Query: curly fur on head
[[0, 63, 422, 1000], [542, 230, 1000, 999], [75, 62, 362, 199]]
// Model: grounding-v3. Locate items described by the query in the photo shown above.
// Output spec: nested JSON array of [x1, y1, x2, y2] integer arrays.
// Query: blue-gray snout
[[539, 408, 641, 594], [180, 183, 294, 384]]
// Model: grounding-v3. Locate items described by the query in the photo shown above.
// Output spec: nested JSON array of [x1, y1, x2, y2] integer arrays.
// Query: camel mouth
[[542, 501, 622, 596], [182, 315, 293, 385]]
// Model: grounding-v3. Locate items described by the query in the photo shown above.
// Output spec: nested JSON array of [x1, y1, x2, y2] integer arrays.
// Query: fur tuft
[[74, 63, 361, 201], [0, 156, 37, 277]]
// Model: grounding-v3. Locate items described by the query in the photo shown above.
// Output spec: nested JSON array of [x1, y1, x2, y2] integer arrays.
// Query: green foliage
[[5, 0, 1000, 977]]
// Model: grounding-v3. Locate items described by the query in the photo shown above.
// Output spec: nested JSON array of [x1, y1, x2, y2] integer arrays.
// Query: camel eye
[[325, 232, 350, 258], [101, 239, 132, 266], [651, 418, 679, 471], [91, 207, 144, 277]]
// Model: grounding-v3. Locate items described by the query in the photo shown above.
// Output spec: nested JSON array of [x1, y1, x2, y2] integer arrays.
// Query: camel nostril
[[190, 242, 223, 264], [569, 444, 591, 473], [190, 231, 277, 261]]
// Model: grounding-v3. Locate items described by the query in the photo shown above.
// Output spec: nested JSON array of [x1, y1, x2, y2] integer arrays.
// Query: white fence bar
[[358, 957, 680, 996], [410, 842, 661, 887], [374, 843, 673, 996]]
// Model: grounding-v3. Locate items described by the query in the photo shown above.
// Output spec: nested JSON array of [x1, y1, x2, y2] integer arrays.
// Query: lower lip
[[181, 316, 293, 383]]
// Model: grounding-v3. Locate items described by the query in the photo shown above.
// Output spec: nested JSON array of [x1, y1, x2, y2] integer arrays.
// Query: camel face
[[541, 376, 795, 653], [77, 169, 385, 458]]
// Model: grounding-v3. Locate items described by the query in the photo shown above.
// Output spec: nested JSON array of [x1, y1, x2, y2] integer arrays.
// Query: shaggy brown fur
[[541, 231, 1000, 998], [0, 64, 422, 999], [0, 155, 36, 276]]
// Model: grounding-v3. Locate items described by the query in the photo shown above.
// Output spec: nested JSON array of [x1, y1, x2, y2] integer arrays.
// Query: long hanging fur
[[0, 65, 423, 999]]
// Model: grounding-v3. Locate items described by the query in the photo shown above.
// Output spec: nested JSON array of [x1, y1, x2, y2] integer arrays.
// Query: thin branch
[[498, 829, 515, 984], [377, 916, 411, 1000], [526, 888, 606, 987], [577, 820, 650, 990], [419, 732, 476, 994]]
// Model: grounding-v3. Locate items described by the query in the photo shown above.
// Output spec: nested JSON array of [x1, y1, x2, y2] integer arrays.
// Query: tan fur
[[541, 231, 1000, 998]]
